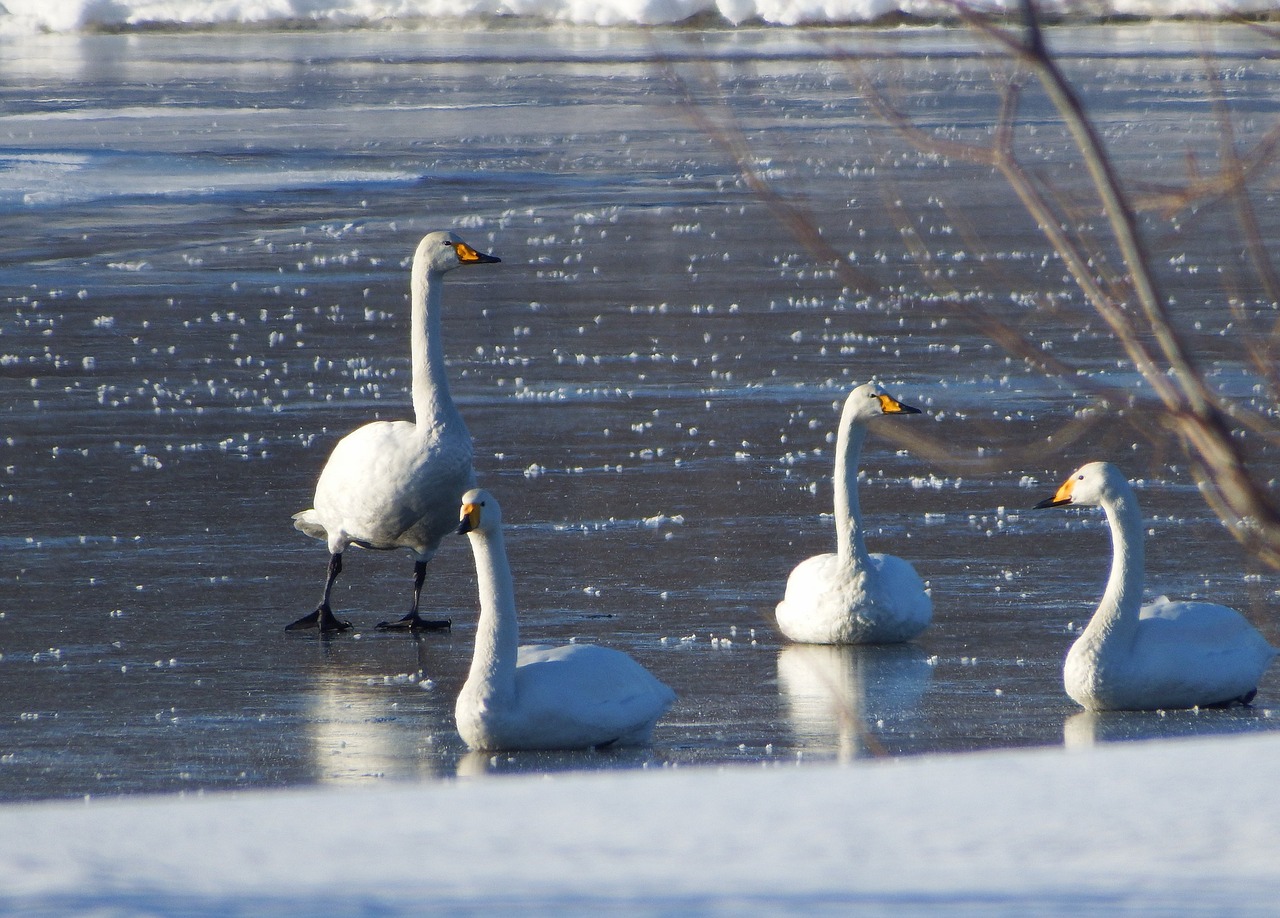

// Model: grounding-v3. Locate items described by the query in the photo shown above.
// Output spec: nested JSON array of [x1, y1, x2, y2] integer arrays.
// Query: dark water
[[2, 22, 1279, 801]]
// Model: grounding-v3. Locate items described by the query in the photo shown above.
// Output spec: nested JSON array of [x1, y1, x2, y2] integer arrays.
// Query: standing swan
[[454, 489, 676, 751], [288, 231, 500, 633], [1036, 461, 1275, 710], [775, 382, 931, 644]]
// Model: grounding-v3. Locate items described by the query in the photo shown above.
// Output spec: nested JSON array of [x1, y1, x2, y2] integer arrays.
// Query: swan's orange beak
[[877, 393, 921, 415], [1034, 475, 1075, 509], [457, 501, 482, 534], [455, 242, 501, 265]]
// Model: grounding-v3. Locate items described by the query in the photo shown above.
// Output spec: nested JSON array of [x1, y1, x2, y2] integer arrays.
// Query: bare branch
[[663, 4, 1280, 568]]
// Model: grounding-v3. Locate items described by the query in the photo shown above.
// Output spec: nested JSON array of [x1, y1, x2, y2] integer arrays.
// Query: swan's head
[[1035, 461, 1126, 509], [844, 382, 922, 422], [457, 488, 501, 536], [416, 231, 501, 275]]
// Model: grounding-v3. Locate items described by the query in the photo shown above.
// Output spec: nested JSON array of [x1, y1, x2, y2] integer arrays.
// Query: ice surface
[[2, 18, 1279, 900]]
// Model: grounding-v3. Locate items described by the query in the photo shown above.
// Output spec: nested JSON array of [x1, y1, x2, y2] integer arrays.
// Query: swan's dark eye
[[1077, 475, 1085, 481]]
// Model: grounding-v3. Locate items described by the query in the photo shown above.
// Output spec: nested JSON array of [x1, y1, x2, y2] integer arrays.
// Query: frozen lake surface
[[2, 21, 1279, 802]]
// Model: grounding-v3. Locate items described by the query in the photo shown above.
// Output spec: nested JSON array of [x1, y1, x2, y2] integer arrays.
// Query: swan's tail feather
[[292, 509, 328, 541]]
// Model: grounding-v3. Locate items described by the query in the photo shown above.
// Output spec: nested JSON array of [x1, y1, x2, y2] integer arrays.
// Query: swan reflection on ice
[[1063, 707, 1278, 750], [777, 643, 932, 762], [453, 745, 665, 778], [303, 638, 449, 785]]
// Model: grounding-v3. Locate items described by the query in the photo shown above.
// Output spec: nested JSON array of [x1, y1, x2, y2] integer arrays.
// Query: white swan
[[775, 382, 932, 644], [454, 489, 676, 751], [288, 231, 500, 632], [1036, 461, 1275, 711]]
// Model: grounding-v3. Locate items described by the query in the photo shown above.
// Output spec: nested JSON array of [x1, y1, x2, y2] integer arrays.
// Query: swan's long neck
[[410, 264, 455, 427], [465, 525, 520, 705], [834, 408, 871, 570], [1085, 488, 1145, 646]]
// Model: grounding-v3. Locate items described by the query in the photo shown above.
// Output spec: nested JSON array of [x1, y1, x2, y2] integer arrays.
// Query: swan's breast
[[311, 419, 474, 548], [777, 552, 930, 644]]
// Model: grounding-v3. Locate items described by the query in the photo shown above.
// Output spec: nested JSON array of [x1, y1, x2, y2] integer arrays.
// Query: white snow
[[0, 0, 1275, 33], [2, 732, 1278, 914]]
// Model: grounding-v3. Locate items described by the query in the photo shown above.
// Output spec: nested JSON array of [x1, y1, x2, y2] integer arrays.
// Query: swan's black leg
[[376, 560, 451, 631], [286, 553, 353, 632]]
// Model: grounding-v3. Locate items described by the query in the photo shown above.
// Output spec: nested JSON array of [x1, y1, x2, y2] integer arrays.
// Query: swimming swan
[[1035, 461, 1275, 711], [775, 382, 932, 644], [454, 489, 676, 751], [288, 231, 500, 633]]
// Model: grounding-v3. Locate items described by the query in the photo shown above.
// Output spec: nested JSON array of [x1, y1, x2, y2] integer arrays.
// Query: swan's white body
[[455, 489, 676, 752], [290, 231, 498, 631], [1038, 461, 1275, 711], [776, 383, 932, 645], [297, 417, 473, 560]]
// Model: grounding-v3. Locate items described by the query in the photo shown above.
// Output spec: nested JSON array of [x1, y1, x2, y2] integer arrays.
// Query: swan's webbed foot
[[375, 612, 452, 632], [285, 605, 353, 633]]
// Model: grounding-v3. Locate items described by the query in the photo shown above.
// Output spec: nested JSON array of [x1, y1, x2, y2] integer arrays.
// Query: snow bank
[[1, 0, 1276, 33], [2, 732, 1278, 915]]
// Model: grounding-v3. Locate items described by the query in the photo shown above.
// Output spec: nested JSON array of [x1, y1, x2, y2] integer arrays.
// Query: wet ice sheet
[[1, 23, 1279, 801]]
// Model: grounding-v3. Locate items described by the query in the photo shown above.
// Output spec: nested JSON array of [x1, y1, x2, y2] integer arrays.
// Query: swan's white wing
[[310, 419, 473, 553], [866, 553, 932, 628], [1140, 596, 1257, 630], [1134, 599, 1276, 687], [1070, 599, 1280, 710], [511, 644, 675, 748]]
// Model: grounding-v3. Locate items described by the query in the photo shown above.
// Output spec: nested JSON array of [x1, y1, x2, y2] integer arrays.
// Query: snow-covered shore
[[2, 0, 1276, 33], [3, 732, 1278, 915]]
